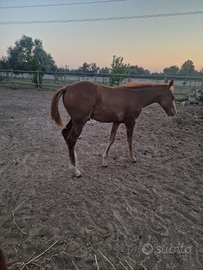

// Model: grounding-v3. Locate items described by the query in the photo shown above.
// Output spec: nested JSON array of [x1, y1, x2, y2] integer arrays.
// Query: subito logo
[[142, 243, 154, 255]]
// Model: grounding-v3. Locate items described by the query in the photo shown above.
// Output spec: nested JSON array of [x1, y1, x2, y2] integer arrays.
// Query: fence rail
[[0, 69, 202, 100]]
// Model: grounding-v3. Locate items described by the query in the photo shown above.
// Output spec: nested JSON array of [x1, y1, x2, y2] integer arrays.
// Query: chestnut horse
[[51, 80, 176, 177]]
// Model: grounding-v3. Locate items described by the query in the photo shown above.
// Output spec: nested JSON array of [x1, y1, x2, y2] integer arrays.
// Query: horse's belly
[[91, 110, 123, 123]]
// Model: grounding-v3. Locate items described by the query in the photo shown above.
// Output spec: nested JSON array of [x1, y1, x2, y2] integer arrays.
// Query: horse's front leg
[[125, 119, 136, 163], [102, 122, 120, 167]]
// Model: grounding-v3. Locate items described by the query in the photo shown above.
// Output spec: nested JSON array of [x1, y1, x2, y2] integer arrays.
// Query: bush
[[109, 56, 129, 86]]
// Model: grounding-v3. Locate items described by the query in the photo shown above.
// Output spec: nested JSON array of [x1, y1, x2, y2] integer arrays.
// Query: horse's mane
[[123, 80, 167, 88]]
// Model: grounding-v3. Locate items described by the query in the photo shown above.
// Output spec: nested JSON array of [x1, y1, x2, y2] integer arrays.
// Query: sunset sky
[[0, 0, 203, 72]]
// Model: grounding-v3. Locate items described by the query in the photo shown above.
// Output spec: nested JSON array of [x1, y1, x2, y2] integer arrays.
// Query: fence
[[0, 69, 202, 100]]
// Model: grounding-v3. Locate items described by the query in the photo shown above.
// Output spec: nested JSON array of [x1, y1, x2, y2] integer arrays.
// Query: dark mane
[[123, 80, 167, 88]]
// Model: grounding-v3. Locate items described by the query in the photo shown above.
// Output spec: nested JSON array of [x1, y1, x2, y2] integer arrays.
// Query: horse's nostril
[[168, 110, 175, 117]]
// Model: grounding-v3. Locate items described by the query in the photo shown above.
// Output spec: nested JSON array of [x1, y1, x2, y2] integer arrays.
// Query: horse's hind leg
[[102, 122, 120, 167], [62, 119, 81, 176], [67, 121, 85, 177], [62, 119, 76, 163], [61, 119, 73, 143]]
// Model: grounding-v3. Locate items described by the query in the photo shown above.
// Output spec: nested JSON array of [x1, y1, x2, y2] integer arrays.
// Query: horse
[[0, 248, 8, 270], [50, 80, 176, 177]]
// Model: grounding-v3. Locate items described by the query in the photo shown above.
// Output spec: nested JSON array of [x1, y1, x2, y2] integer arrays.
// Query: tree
[[99, 67, 110, 74], [26, 54, 43, 86], [89, 63, 99, 73], [109, 55, 130, 86], [78, 62, 90, 73], [7, 35, 34, 70], [179, 60, 196, 76], [33, 39, 56, 72], [78, 62, 100, 74], [3, 35, 57, 72], [127, 65, 150, 75], [0, 56, 9, 69], [163, 65, 179, 76]]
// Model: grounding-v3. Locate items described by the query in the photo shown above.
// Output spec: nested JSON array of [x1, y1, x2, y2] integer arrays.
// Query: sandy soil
[[0, 88, 203, 270]]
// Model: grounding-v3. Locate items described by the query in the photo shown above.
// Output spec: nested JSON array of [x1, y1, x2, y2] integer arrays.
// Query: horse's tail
[[50, 86, 68, 128]]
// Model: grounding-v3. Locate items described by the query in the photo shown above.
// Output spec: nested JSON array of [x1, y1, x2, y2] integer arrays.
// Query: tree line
[[0, 35, 202, 86]]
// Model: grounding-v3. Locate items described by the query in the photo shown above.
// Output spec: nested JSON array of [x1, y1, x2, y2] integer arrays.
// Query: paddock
[[0, 88, 202, 269]]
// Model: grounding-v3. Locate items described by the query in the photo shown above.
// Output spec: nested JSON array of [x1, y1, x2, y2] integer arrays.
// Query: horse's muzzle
[[167, 109, 177, 117], [167, 101, 177, 117]]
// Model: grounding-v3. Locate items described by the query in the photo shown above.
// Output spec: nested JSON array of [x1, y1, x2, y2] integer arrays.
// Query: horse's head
[[159, 80, 177, 117]]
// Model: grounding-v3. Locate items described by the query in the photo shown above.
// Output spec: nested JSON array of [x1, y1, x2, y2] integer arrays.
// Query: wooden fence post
[[37, 70, 40, 90], [11, 69, 13, 87], [65, 70, 67, 86]]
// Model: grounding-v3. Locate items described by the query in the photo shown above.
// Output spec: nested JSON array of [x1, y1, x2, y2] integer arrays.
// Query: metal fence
[[0, 69, 202, 99]]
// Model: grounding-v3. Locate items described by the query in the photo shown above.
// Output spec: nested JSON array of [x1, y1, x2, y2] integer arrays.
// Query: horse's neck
[[136, 87, 163, 107]]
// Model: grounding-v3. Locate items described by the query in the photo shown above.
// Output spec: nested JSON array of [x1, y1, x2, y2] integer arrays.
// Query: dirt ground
[[0, 88, 203, 270]]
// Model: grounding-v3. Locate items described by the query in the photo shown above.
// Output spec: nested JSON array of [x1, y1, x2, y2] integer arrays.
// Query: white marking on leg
[[102, 136, 114, 167], [70, 151, 81, 177], [102, 148, 108, 167], [128, 145, 136, 162], [74, 150, 78, 167], [102, 157, 108, 167], [103, 147, 108, 159], [129, 153, 137, 163], [70, 164, 81, 177]]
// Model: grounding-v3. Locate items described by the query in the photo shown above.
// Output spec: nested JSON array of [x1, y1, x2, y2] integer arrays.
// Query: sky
[[0, 0, 203, 72]]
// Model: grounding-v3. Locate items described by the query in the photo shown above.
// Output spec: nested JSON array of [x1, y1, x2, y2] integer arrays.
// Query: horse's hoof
[[70, 165, 82, 177], [75, 168, 82, 177], [102, 159, 108, 167], [130, 157, 137, 163]]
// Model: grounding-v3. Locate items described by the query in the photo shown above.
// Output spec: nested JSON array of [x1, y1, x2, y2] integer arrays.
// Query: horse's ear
[[168, 80, 174, 88]]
